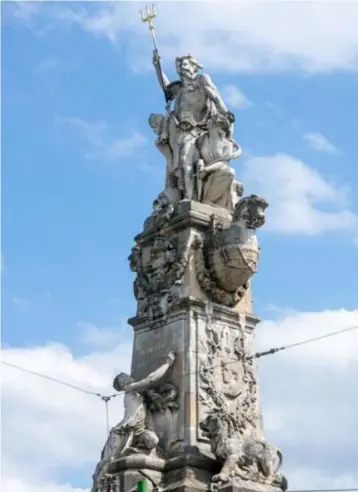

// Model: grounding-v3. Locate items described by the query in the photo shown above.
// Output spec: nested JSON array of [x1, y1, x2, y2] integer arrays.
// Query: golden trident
[[140, 3, 158, 50], [140, 3, 170, 106]]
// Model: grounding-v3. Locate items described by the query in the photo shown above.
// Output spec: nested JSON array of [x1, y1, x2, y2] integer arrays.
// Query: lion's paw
[[212, 473, 228, 483]]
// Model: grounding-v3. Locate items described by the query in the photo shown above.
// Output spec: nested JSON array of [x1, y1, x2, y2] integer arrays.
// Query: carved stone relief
[[129, 234, 198, 319], [197, 320, 258, 440], [194, 195, 268, 307], [197, 322, 287, 491]]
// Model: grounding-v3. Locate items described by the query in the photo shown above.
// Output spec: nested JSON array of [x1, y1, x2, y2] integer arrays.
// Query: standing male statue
[[152, 51, 234, 201]]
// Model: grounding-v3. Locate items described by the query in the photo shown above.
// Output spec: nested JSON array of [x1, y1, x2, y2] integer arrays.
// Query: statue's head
[[113, 372, 134, 392], [148, 113, 164, 135], [208, 114, 231, 139], [233, 195, 269, 229], [176, 54, 203, 80]]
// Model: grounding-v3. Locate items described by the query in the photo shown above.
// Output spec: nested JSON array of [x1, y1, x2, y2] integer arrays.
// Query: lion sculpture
[[200, 413, 287, 490]]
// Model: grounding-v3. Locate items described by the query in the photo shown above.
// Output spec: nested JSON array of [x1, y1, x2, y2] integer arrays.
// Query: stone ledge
[[128, 297, 260, 332], [135, 200, 232, 243], [108, 455, 166, 473], [217, 483, 284, 492]]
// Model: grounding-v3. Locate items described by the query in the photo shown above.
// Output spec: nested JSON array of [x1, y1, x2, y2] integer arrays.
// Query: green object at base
[[137, 480, 148, 492]]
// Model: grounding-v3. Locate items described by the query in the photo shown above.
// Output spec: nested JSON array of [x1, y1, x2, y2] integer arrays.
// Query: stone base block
[[216, 482, 284, 492], [117, 469, 164, 492]]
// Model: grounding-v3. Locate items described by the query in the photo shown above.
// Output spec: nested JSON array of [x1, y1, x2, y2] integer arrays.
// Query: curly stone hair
[[175, 54, 203, 76], [113, 372, 134, 392]]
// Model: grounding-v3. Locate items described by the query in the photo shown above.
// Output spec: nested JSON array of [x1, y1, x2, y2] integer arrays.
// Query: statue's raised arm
[[153, 51, 170, 93], [113, 350, 176, 394], [153, 51, 181, 103]]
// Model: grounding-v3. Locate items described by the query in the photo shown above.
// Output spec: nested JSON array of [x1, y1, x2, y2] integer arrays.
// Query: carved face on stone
[[128, 246, 140, 272], [221, 359, 244, 398], [149, 238, 176, 272], [176, 54, 202, 80]]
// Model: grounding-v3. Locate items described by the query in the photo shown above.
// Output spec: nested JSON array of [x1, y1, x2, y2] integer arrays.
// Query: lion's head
[[199, 413, 223, 438], [233, 194, 268, 229]]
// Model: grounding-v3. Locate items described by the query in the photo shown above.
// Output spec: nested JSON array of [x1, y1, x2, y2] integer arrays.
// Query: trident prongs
[[140, 3, 157, 30]]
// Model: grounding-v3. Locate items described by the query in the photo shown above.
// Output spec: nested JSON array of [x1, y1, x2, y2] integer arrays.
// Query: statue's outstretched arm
[[201, 74, 228, 115], [126, 351, 176, 393], [153, 51, 170, 91]]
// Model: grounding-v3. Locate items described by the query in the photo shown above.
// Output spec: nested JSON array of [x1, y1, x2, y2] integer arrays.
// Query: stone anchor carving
[[195, 194, 268, 306], [91, 352, 177, 492], [200, 412, 287, 491]]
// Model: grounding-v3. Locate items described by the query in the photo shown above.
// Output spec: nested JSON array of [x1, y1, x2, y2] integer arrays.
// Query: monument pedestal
[[129, 297, 261, 458]]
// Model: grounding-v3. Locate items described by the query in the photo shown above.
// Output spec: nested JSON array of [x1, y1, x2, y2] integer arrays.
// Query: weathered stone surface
[[89, 24, 286, 492]]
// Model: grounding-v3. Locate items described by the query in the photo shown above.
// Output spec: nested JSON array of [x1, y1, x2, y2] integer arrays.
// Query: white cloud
[[304, 132, 340, 154], [57, 117, 147, 163], [257, 308, 358, 484], [221, 85, 252, 109], [2, 477, 88, 492], [241, 153, 358, 236], [2, 337, 133, 492], [11, 296, 31, 312], [10, 1, 42, 23], [2, 310, 358, 491], [10, 2, 358, 74]]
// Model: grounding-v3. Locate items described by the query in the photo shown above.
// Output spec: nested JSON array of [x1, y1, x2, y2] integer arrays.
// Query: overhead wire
[[1, 360, 118, 400], [1, 360, 119, 436], [251, 324, 358, 359], [2, 322, 357, 391], [2, 322, 358, 432]]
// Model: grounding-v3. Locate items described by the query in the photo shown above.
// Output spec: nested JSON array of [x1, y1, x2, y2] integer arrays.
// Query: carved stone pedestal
[[129, 297, 261, 458]]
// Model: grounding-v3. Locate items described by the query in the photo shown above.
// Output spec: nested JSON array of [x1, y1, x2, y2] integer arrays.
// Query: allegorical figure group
[[149, 51, 244, 212]]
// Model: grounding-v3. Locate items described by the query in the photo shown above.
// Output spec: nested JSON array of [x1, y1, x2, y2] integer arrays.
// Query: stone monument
[[90, 6, 287, 492]]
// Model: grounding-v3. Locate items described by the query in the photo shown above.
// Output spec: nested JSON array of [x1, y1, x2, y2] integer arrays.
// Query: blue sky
[[1, 2, 358, 492]]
